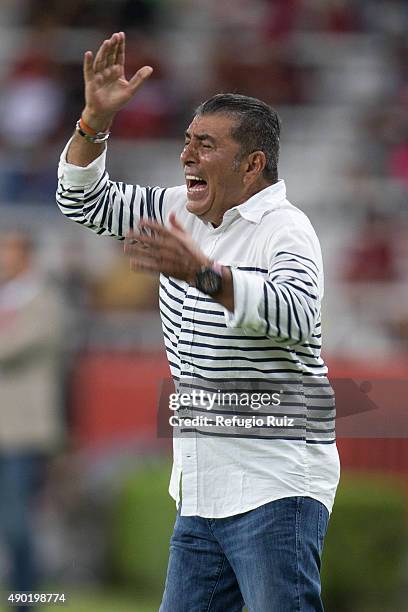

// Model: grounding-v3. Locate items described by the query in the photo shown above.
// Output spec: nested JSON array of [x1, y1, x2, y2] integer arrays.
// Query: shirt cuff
[[224, 268, 265, 329], [57, 136, 107, 186]]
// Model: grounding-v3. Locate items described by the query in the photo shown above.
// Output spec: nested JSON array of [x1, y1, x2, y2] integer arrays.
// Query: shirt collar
[[233, 179, 286, 224]]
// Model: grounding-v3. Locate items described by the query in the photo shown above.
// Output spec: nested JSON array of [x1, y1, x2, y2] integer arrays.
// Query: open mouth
[[186, 174, 208, 193]]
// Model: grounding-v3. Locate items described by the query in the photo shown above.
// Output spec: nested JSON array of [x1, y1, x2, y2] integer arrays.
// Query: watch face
[[196, 268, 222, 296]]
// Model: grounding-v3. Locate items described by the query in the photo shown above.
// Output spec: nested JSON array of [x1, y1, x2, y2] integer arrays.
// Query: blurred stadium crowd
[[0, 0, 407, 609], [1, 0, 407, 357]]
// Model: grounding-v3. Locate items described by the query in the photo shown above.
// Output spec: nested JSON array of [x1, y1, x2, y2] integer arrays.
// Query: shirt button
[[184, 321, 193, 330], [183, 363, 192, 371]]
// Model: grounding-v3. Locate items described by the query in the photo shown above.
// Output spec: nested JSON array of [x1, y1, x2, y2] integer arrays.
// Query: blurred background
[[0, 0, 407, 610]]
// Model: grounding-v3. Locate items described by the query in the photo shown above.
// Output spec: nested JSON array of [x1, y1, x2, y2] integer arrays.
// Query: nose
[[180, 141, 198, 166]]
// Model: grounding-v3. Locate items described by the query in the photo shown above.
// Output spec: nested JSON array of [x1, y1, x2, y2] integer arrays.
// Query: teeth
[[186, 175, 204, 181]]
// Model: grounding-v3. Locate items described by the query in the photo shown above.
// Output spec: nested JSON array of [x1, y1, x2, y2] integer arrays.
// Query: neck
[[210, 178, 275, 226], [239, 177, 275, 205]]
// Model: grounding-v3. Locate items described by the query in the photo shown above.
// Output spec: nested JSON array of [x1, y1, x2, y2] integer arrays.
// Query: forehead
[[186, 113, 238, 141]]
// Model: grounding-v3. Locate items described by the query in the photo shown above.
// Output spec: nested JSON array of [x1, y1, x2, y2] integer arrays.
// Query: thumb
[[169, 212, 186, 233], [128, 65, 153, 93], [83, 51, 94, 82]]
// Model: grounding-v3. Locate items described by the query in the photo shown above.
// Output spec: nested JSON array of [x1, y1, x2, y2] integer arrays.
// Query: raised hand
[[82, 31, 153, 131]]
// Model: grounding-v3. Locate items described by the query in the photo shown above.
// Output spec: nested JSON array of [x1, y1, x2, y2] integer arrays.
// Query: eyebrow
[[184, 131, 217, 144]]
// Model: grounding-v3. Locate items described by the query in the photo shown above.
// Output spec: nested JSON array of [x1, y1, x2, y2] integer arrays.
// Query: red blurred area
[[70, 351, 170, 446], [70, 352, 408, 473]]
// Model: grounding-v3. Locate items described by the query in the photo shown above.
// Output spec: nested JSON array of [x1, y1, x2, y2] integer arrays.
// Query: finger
[[130, 253, 181, 278], [138, 218, 170, 236], [124, 229, 158, 251], [105, 49, 116, 68], [126, 236, 165, 258], [133, 232, 185, 258], [106, 33, 119, 68], [94, 39, 109, 73], [131, 232, 166, 248], [128, 242, 183, 267], [169, 212, 186, 234], [124, 232, 139, 253], [127, 244, 159, 261], [125, 238, 152, 255], [117, 32, 125, 69], [103, 36, 116, 70], [83, 51, 94, 82], [126, 235, 187, 275], [138, 219, 195, 259], [139, 218, 188, 247], [128, 65, 153, 93], [130, 257, 160, 274], [112, 31, 123, 66]]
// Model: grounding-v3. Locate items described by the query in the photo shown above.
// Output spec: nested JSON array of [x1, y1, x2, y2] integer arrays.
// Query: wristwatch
[[195, 262, 223, 297]]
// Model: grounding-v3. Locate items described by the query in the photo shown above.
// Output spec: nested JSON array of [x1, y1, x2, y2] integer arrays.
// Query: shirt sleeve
[[56, 138, 185, 239], [224, 220, 323, 346]]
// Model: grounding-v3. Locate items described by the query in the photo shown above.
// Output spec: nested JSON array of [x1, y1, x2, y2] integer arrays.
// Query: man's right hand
[[66, 31, 153, 166], [82, 31, 153, 132]]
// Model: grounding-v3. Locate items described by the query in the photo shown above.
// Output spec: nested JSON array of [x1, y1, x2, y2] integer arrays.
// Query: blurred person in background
[[90, 242, 158, 311], [0, 231, 65, 611], [343, 208, 400, 283], [57, 32, 339, 611], [0, 45, 64, 202]]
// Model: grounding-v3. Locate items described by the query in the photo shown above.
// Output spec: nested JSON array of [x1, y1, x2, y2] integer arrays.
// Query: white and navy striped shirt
[[57, 140, 340, 517]]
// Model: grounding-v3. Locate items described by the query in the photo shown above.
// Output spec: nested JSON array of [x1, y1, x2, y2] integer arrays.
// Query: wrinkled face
[[180, 113, 249, 225]]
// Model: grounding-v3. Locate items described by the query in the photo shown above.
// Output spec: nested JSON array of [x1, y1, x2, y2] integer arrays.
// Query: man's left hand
[[124, 212, 210, 284]]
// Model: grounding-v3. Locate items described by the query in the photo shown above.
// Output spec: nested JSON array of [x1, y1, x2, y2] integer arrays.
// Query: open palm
[[83, 31, 153, 127]]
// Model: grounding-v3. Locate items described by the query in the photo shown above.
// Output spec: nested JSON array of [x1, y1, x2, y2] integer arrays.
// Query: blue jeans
[[0, 453, 45, 612], [160, 496, 329, 612]]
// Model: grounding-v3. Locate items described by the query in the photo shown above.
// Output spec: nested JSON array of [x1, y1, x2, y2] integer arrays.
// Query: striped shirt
[[57, 139, 340, 517]]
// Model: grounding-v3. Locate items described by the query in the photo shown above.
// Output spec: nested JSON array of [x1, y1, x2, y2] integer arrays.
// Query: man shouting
[[57, 31, 339, 612]]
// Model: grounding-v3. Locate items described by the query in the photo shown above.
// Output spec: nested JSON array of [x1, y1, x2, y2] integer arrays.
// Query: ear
[[244, 151, 266, 184]]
